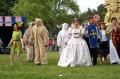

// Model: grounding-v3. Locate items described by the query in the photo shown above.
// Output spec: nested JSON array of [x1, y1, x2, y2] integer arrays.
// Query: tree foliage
[[79, 4, 107, 22], [12, 0, 80, 37], [0, 0, 18, 15], [0, 1, 107, 37]]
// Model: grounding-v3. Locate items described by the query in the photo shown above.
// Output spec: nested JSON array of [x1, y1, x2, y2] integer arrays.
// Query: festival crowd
[[0, 16, 120, 67]]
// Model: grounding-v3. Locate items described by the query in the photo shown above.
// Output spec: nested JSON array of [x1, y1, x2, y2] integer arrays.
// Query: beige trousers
[[34, 45, 48, 64], [26, 46, 34, 61]]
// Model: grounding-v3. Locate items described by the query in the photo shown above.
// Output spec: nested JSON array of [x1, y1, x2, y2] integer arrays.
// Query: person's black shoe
[[112, 62, 118, 65], [93, 63, 97, 65], [115, 62, 118, 64]]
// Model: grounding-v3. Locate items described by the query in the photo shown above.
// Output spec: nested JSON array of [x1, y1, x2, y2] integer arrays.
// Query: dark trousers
[[90, 48, 98, 65], [100, 41, 109, 57], [84, 37, 98, 65], [84, 37, 90, 48]]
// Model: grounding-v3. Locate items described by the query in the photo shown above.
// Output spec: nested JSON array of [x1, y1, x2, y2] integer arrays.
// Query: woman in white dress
[[57, 23, 69, 55], [58, 19, 92, 67]]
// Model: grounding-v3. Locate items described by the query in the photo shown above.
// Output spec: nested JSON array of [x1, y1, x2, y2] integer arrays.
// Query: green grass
[[0, 52, 120, 79]]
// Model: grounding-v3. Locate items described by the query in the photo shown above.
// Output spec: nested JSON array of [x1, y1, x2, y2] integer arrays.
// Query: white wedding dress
[[57, 24, 69, 55], [58, 27, 92, 67], [110, 40, 120, 64]]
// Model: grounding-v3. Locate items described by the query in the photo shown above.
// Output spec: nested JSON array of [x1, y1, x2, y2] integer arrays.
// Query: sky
[[76, 0, 105, 12]]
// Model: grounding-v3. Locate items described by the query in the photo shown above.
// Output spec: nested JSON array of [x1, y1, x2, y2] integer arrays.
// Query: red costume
[[112, 27, 120, 58]]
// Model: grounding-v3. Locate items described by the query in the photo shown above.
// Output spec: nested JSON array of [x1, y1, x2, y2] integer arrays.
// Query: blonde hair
[[72, 18, 80, 28], [29, 22, 35, 28], [35, 18, 44, 26]]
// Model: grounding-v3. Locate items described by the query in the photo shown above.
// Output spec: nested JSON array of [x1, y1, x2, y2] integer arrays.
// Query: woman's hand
[[113, 26, 117, 31], [8, 44, 10, 47], [8, 39, 13, 47]]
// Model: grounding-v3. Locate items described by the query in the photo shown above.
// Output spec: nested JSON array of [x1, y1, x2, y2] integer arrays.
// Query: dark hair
[[73, 18, 80, 23], [111, 17, 117, 22], [14, 23, 18, 27], [14, 23, 18, 26], [88, 16, 94, 20], [14, 23, 20, 30]]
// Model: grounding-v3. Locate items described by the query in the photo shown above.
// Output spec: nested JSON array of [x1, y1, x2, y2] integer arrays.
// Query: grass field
[[0, 52, 120, 79]]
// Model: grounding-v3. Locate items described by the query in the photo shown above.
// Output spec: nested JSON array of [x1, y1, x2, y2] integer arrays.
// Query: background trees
[[0, 0, 18, 15], [79, 4, 107, 22], [12, 0, 80, 37], [0, 0, 107, 37]]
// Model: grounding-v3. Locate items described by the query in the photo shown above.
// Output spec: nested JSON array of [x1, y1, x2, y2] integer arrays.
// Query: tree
[[0, 0, 8, 15], [12, 0, 80, 37], [0, 0, 18, 15], [97, 4, 107, 21], [79, 8, 96, 22], [79, 4, 107, 22]]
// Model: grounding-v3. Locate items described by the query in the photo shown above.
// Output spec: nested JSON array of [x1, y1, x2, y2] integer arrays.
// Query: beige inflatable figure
[[29, 18, 49, 65], [23, 22, 35, 61], [105, 0, 120, 25]]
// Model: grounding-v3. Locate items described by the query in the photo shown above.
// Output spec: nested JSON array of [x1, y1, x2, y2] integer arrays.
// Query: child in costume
[[8, 23, 24, 65], [100, 22, 109, 64]]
